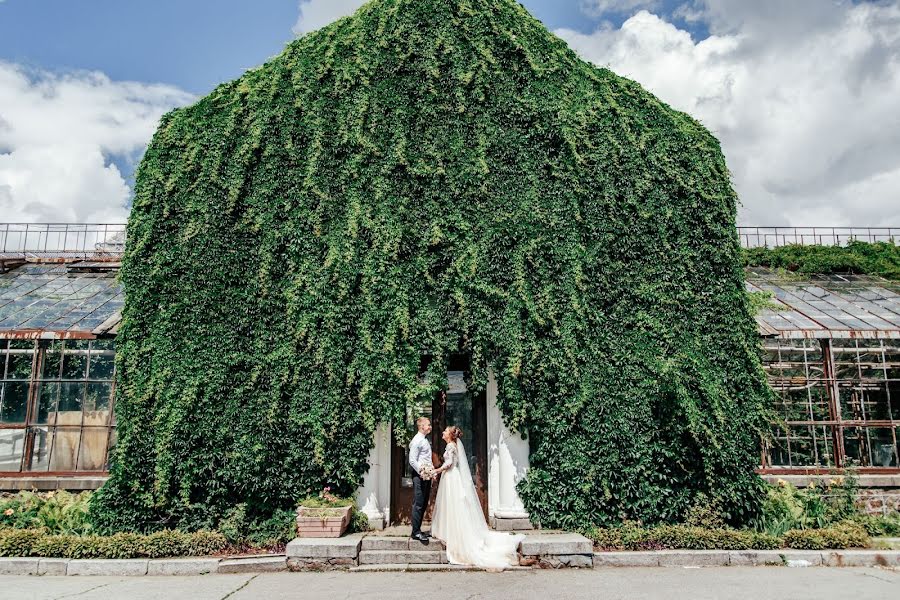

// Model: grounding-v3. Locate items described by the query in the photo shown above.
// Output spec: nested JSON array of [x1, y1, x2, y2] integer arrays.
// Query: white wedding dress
[[431, 439, 525, 569]]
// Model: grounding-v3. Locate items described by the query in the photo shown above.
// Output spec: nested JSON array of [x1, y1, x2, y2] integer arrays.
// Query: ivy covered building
[[2, 225, 898, 519]]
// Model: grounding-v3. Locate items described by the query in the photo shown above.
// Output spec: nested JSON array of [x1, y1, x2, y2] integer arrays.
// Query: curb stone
[[823, 551, 900, 568], [37, 558, 69, 576], [147, 558, 221, 576], [592, 550, 900, 568], [0, 558, 40, 575], [67, 559, 149, 576], [217, 555, 286, 574], [657, 551, 730, 567]]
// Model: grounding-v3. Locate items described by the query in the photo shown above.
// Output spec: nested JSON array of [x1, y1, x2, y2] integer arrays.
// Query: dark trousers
[[411, 474, 431, 536]]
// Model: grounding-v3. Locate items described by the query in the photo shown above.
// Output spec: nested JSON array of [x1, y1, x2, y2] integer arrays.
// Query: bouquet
[[419, 461, 436, 481]]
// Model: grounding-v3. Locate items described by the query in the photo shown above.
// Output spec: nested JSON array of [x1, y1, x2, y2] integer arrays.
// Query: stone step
[[361, 536, 446, 551], [358, 550, 447, 565]]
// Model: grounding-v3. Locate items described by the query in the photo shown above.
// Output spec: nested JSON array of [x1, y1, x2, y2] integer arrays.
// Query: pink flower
[[3, 508, 13, 516]]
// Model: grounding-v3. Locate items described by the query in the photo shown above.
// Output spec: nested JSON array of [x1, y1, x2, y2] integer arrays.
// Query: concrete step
[[351, 564, 478, 572], [361, 536, 446, 551], [358, 549, 448, 565]]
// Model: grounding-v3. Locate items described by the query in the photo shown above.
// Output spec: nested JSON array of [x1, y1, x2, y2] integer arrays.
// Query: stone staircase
[[287, 530, 596, 571], [357, 536, 448, 567]]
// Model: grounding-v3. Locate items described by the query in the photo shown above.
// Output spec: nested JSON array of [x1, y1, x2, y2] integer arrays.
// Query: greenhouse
[[1, 224, 897, 519]]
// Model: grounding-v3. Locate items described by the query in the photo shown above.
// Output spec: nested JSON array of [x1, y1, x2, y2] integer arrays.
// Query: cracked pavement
[[2, 567, 898, 600]]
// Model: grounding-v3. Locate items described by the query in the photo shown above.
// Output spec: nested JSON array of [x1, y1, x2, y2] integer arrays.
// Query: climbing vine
[[91, 0, 771, 533], [744, 241, 900, 280]]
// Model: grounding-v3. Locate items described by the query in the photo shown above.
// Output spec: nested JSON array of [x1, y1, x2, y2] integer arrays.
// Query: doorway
[[389, 356, 488, 525]]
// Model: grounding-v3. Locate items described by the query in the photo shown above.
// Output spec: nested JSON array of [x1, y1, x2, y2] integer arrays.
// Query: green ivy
[[744, 241, 900, 279], [91, 0, 771, 532]]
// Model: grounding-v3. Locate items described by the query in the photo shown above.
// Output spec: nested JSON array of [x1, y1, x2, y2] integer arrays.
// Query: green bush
[[586, 524, 780, 551], [347, 507, 371, 535], [744, 241, 900, 279], [850, 513, 900, 538], [753, 477, 860, 537], [0, 528, 227, 559], [0, 491, 93, 535], [783, 521, 870, 550], [586, 522, 869, 551]]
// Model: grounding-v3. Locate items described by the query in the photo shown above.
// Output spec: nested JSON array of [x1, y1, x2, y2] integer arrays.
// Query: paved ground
[[2, 568, 899, 600]]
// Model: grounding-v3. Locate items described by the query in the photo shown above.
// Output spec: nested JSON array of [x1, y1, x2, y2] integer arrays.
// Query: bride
[[431, 426, 525, 569]]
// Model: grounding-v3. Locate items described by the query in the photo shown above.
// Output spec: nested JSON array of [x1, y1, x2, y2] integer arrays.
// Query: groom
[[408, 416, 433, 543]]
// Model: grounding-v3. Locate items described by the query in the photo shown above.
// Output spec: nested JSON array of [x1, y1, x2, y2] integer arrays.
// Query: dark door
[[389, 357, 488, 524]]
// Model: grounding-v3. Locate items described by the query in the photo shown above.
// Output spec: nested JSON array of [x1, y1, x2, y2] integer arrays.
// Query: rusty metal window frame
[[0, 338, 115, 477], [761, 338, 900, 474]]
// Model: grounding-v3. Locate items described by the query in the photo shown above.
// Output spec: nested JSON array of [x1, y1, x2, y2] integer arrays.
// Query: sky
[[0, 0, 898, 226]]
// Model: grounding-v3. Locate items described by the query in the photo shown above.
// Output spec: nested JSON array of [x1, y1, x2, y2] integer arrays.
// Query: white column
[[356, 422, 391, 530], [486, 369, 530, 522]]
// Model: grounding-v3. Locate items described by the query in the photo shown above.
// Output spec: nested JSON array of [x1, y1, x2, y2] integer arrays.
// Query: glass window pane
[[88, 351, 114, 380], [0, 428, 25, 471], [769, 424, 836, 468], [6, 349, 34, 379], [41, 342, 63, 380], [27, 426, 51, 472], [91, 339, 115, 352], [84, 383, 111, 423], [105, 427, 117, 470], [890, 381, 900, 421], [840, 384, 893, 421], [0, 382, 29, 423], [77, 428, 109, 471], [765, 427, 791, 467], [842, 427, 897, 468], [37, 382, 60, 425], [61, 350, 87, 380], [48, 428, 81, 471], [57, 383, 84, 424]]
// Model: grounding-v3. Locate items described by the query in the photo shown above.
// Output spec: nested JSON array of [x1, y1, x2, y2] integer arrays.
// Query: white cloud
[[293, 0, 367, 35], [558, 1, 900, 226], [580, 1, 660, 17], [0, 62, 192, 223]]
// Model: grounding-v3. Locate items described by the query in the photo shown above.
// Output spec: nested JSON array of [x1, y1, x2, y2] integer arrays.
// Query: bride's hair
[[445, 426, 463, 442]]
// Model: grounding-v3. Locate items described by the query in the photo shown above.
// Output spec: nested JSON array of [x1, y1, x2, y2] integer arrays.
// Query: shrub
[[852, 512, 900, 537], [0, 529, 43, 557], [585, 524, 781, 551], [347, 507, 371, 535], [753, 477, 860, 537], [586, 522, 867, 551], [0, 491, 93, 535], [744, 241, 900, 280], [783, 521, 870, 550], [0, 528, 226, 559]]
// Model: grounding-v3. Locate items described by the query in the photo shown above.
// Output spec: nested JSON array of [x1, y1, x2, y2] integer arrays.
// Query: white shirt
[[409, 431, 432, 475]]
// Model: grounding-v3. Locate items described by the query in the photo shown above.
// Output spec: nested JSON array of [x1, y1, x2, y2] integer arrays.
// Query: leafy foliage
[[744, 241, 900, 279], [1, 492, 93, 535], [92, 0, 771, 532], [753, 477, 860, 537], [587, 518, 871, 551], [781, 521, 869, 550], [0, 528, 227, 559], [746, 291, 787, 315]]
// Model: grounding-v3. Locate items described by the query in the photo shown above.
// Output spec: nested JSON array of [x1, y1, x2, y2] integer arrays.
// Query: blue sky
[[1, 0, 898, 226], [0, 0, 701, 94]]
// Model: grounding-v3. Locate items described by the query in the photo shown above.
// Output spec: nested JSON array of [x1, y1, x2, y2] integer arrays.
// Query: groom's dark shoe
[[411, 533, 429, 543]]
